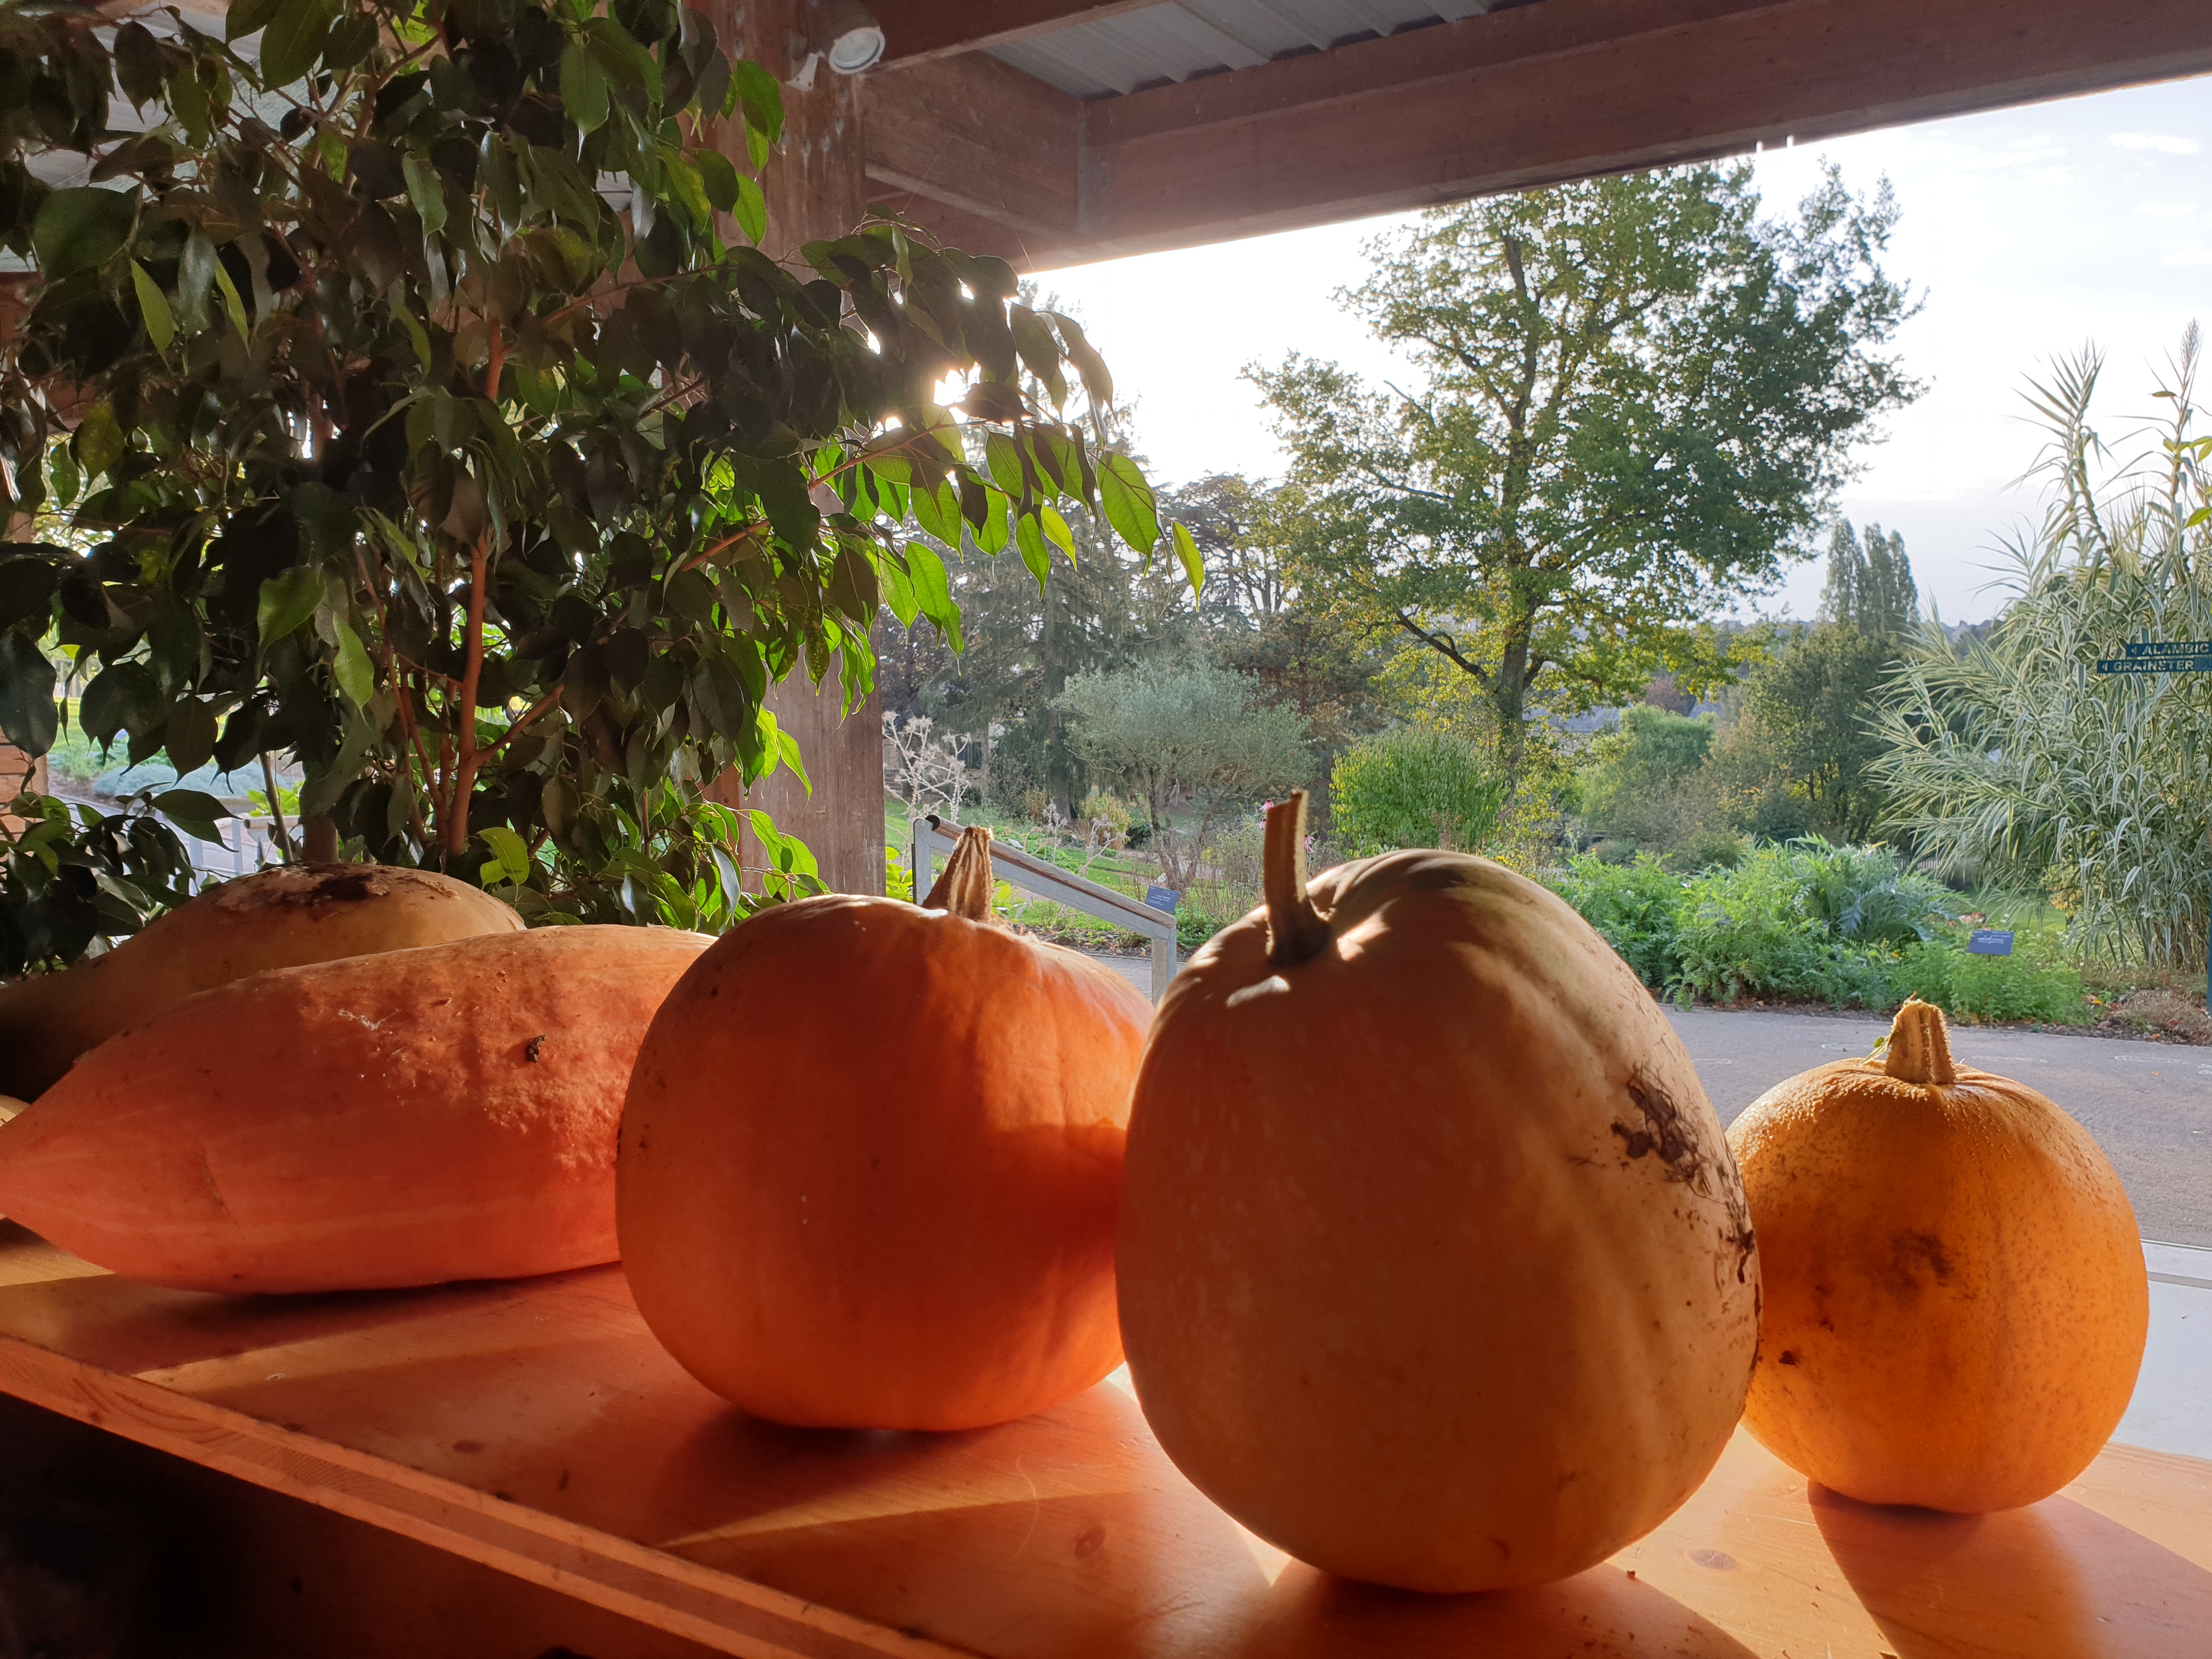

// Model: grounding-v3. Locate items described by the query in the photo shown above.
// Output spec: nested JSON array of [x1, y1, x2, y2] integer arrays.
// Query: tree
[[0, 0, 1167, 961], [1250, 162, 1919, 792], [1330, 726, 1504, 855], [1872, 341, 2212, 968], [1819, 519, 1918, 635], [1573, 705, 1717, 849], [1709, 624, 1895, 843], [1053, 659, 1307, 889]]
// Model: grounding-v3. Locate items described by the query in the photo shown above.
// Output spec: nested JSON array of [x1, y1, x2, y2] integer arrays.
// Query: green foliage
[[0, 792, 200, 975], [1053, 658, 1308, 888], [1872, 341, 2212, 969], [1572, 707, 1714, 849], [1709, 623, 1897, 842], [1819, 519, 1918, 636], [1548, 838, 2081, 1023], [1250, 162, 1918, 788], [0, 0, 1167, 961], [1330, 725, 1504, 855]]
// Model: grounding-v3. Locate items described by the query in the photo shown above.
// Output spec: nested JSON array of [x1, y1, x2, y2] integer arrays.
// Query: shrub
[[1332, 728, 1505, 855], [1548, 855, 1690, 989]]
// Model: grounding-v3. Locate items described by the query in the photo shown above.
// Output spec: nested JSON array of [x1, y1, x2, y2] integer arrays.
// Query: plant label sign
[[2097, 641, 2212, 674], [1146, 885, 1181, 913], [1968, 929, 2015, 956]]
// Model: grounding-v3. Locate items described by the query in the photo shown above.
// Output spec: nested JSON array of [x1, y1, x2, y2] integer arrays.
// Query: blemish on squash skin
[[1612, 1076, 1757, 1284]]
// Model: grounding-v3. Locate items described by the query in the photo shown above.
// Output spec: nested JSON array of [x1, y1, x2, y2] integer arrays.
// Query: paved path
[[1667, 1008, 2212, 1248]]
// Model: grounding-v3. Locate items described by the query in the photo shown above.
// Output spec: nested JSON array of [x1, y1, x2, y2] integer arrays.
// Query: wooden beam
[[872, 0, 1153, 69], [1057, 0, 2212, 263]]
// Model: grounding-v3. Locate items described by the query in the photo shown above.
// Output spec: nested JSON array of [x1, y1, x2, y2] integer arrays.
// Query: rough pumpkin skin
[[0, 864, 522, 1099], [1729, 997, 2147, 1512], [619, 826, 1153, 1432], [0, 926, 706, 1292], [1115, 798, 1761, 1594]]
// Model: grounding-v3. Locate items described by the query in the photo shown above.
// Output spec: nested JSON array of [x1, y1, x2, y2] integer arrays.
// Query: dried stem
[[1263, 791, 1333, 969], [921, 823, 997, 921], [1882, 997, 1959, 1086]]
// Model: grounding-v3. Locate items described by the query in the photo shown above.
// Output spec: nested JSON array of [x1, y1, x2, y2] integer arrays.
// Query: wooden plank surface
[[2, 1220, 2208, 1658]]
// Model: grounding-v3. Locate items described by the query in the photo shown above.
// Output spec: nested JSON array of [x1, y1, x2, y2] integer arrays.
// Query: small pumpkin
[[0, 864, 521, 1099], [1729, 997, 2147, 1511], [1116, 794, 1760, 1594], [618, 825, 1152, 1431], [0, 926, 706, 1292]]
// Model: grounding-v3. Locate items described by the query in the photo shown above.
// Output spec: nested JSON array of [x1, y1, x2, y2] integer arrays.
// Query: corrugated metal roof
[[991, 0, 1497, 99]]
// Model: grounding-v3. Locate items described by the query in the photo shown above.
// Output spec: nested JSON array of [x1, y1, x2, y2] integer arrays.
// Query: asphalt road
[[1669, 1008, 2212, 1248]]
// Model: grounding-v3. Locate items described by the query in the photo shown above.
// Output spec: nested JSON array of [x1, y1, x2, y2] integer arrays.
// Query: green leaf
[[129, 262, 175, 353], [32, 188, 136, 280], [403, 154, 447, 237], [1171, 521, 1205, 597], [332, 619, 374, 705], [1041, 504, 1076, 562], [904, 541, 961, 653], [113, 22, 165, 109], [1097, 452, 1160, 560], [477, 824, 533, 885], [984, 432, 1024, 498], [1015, 512, 1049, 584], [560, 44, 611, 133], [731, 176, 765, 245], [731, 59, 783, 144], [227, 0, 283, 40], [880, 552, 919, 628], [826, 545, 878, 623], [0, 631, 58, 757], [256, 566, 322, 650], [152, 789, 229, 842], [162, 698, 218, 776], [259, 0, 338, 88], [1050, 312, 1114, 411], [696, 149, 741, 214], [73, 400, 125, 483], [212, 259, 250, 339]]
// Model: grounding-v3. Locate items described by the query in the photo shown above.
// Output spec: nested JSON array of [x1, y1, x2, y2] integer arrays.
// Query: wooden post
[[703, 0, 885, 896]]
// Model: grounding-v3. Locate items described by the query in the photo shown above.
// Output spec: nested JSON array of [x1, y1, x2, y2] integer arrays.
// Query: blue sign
[[2121, 639, 2212, 658], [1145, 885, 1181, 912], [1968, 929, 2014, 957], [2096, 656, 2212, 674]]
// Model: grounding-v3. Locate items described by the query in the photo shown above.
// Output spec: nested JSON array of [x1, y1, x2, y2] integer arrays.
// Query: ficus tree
[[1250, 162, 1920, 793], [0, 0, 1171, 967]]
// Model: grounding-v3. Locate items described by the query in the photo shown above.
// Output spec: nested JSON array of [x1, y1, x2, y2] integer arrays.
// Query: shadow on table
[[1814, 1479, 2212, 1658]]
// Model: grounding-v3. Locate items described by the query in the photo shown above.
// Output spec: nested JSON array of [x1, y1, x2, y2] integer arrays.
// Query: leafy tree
[[0, 0, 1165, 955], [1053, 658, 1307, 888], [1330, 725, 1504, 855], [1573, 705, 1716, 849], [1251, 162, 1919, 790], [1872, 342, 2212, 968], [1709, 624, 1895, 843], [1819, 518, 1918, 635]]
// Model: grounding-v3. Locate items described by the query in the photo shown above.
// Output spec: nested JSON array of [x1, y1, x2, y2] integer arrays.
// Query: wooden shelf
[[3, 1221, 2208, 1658]]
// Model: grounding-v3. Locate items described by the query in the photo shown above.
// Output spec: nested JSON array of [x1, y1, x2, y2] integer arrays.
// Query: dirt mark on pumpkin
[[1611, 1075, 1757, 1286]]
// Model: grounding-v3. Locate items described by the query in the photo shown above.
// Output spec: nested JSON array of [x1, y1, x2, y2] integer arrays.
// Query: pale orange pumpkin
[[618, 826, 1153, 1432], [0, 926, 706, 1291], [1729, 996, 2147, 1511], [1116, 794, 1760, 1593], [0, 863, 521, 1099]]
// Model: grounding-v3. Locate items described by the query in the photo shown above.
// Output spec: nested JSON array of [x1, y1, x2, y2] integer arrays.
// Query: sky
[[1037, 72, 2212, 625]]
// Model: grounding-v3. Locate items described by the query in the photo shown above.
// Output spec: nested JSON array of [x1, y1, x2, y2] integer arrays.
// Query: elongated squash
[[0, 864, 521, 1099], [0, 926, 707, 1293]]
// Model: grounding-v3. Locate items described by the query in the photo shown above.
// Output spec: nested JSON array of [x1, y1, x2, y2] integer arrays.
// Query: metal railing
[[910, 814, 1178, 1001]]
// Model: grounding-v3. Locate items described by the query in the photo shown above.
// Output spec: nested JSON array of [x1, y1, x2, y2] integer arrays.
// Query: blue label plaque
[[1967, 929, 2014, 956], [1144, 885, 1180, 912]]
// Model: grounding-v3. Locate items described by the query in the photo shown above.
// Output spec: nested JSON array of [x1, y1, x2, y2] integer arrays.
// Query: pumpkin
[[0, 864, 521, 1100], [1728, 997, 2147, 1511], [1115, 794, 1760, 1594], [0, 926, 706, 1292], [618, 825, 1152, 1431]]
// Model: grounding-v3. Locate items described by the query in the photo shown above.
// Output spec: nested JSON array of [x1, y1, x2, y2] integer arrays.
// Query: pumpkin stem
[[921, 822, 997, 922], [1263, 792, 1333, 969], [1881, 997, 1958, 1086]]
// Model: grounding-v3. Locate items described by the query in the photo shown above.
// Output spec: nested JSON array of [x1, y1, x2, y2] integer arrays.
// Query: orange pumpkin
[[0, 863, 521, 1099], [0, 926, 706, 1292], [618, 825, 1152, 1431], [1116, 794, 1760, 1593], [1729, 997, 2147, 1511]]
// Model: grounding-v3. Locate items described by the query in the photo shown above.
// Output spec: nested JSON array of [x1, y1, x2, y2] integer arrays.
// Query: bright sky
[[1040, 72, 2212, 625]]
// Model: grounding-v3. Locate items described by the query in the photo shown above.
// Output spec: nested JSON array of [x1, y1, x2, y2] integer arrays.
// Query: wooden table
[[2, 1222, 2207, 1658]]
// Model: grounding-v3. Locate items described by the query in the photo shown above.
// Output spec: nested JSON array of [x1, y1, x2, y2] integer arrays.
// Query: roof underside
[[990, 0, 1501, 98]]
